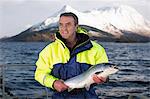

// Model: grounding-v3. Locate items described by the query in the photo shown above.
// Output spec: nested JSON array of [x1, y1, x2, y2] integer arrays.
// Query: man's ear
[[76, 25, 79, 30], [76, 25, 79, 33]]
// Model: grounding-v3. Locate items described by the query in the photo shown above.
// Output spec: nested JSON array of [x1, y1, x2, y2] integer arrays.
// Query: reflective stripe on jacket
[[35, 32, 108, 89]]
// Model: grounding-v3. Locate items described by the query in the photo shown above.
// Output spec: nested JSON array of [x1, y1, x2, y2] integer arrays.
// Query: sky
[[0, 0, 150, 38]]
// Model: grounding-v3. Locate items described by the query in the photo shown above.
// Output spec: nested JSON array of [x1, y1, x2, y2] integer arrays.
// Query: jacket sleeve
[[34, 46, 58, 89], [95, 43, 109, 64]]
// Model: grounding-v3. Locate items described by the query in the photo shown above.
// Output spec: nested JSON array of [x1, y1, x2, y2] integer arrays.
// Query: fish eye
[[113, 66, 119, 69], [110, 65, 118, 69]]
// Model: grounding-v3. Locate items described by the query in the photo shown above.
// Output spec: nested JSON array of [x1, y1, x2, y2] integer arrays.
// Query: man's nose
[[62, 25, 67, 30]]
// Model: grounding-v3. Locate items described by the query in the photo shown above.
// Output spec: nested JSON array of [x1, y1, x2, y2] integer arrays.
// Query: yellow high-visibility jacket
[[35, 32, 108, 89]]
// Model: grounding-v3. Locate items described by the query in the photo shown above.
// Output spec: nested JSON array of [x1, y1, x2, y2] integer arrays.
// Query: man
[[35, 12, 108, 98]]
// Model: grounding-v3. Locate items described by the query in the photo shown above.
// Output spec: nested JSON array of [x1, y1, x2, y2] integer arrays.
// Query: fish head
[[103, 65, 119, 75]]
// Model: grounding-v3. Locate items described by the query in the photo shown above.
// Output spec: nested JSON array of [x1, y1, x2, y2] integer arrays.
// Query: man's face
[[59, 16, 78, 39]]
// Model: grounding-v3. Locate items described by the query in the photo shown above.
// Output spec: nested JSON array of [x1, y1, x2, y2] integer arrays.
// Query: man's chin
[[62, 36, 69, 40], [60, 34, 70, 39]]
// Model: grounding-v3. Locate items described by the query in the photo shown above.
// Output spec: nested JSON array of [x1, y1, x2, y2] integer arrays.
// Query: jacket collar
[[55, 32, 93, 55]]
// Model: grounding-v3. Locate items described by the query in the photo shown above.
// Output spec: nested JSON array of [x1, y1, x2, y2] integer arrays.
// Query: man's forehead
[[59, 16, 74, 23]]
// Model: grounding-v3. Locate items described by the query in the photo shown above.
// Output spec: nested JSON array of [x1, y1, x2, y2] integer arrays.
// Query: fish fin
[[68, 88, 73, 92], [85, 84, 90, 91]]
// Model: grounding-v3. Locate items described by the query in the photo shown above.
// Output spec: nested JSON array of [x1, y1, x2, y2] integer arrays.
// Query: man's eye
[[66, 23, 71, 26], [66, 23, 73, 28], [59, 24, 63, 28]]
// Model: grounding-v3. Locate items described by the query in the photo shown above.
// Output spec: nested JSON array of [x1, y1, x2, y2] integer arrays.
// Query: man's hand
[[53, 80, 68, 92], [92, 74, 107, 84]]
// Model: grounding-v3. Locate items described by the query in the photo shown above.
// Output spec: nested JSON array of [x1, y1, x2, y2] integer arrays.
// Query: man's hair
[[60, 12, 78, 25]]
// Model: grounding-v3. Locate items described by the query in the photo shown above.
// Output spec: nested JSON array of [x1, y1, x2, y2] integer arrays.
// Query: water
[[0, 42, 150, 98]]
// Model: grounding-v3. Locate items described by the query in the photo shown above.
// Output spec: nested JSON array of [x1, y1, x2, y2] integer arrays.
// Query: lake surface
[[0, 42, 149, 98]]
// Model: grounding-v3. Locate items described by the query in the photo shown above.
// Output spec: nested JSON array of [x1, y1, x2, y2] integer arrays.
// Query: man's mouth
[[62, 32, 68, 34]]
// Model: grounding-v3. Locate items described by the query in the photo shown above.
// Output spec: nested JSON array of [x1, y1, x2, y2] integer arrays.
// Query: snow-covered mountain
[[31, 5, 150, 38], [3, 5, 149, 42]]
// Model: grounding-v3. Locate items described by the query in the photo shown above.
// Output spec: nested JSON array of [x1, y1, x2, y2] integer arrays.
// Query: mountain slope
[[2, 5, 150, 42]]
